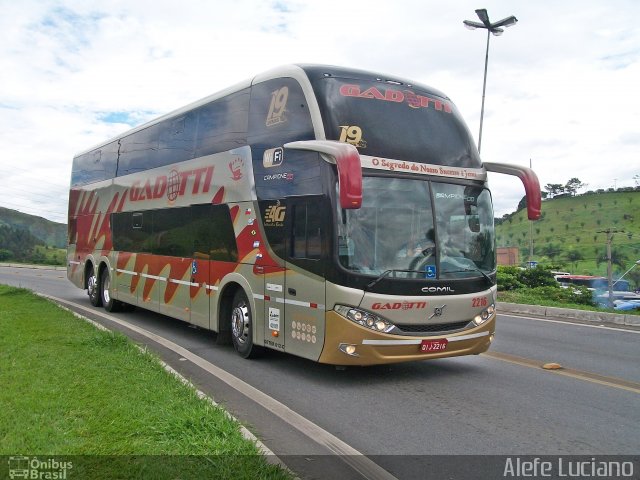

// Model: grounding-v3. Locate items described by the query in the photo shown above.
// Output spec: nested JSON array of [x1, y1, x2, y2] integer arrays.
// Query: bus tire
[[87, 264, 103, 307], [230, 290, 262, 359], [100, 268, 122, 313]]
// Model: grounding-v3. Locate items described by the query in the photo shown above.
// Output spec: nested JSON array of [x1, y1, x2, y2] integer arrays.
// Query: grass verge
[[0, 285, 291, 479]]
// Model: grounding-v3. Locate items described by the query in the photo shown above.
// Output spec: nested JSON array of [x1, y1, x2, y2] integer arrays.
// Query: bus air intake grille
[[395, 321, 471, 334]]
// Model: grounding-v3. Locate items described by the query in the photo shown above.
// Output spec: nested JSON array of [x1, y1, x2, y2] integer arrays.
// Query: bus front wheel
[[230, 290, 262, 359]]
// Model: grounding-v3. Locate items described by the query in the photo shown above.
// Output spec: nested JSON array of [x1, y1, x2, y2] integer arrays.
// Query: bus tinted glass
[[312, 78, 480, 167], [111, 205, 237, 260], [71, 141, 118, 186]]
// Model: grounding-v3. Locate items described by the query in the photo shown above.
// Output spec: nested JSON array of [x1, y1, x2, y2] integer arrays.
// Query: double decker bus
[[68, 65, 540, 365]]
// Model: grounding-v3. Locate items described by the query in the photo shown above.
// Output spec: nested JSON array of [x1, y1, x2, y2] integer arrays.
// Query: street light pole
[[464, 9, 518, 154], [478, 28, 490, 154]]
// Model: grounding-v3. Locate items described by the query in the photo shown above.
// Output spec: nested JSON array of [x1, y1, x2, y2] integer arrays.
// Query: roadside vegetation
[[0, 224, 65, 266], [0, 285, 291, 479], [497, 265, 639, 316]]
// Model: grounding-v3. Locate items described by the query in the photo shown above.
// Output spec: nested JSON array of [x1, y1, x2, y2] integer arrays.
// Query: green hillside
[[0, 206, 67, 248], [496, 190, 640, 281]]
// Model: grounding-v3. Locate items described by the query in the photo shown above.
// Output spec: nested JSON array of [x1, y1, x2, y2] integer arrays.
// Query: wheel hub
[[231, 304, 250, 345], [88, 274, 98, 299]]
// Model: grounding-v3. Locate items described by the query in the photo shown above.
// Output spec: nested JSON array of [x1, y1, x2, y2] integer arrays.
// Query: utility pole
[[597, 229, 624, 308]]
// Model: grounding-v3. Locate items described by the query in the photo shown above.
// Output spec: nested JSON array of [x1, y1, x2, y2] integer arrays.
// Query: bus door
[[283, 197, 326, 361], [189, 204, 220, 330]]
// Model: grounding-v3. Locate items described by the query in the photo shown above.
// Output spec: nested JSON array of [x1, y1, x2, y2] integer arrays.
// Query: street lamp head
[[464, 12, 518, 34], [493, 15, 518, 29], [475, 8, 491, 27], [463, 20, 481, 30]]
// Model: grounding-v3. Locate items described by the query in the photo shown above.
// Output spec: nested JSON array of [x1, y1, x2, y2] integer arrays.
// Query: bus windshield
[[312, 77, 481, 167], [337, 178, 495, 279]]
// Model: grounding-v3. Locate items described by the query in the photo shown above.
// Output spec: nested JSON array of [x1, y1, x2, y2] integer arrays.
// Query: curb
[[497, 302, 640, 327], [0, 263, 66, 271]]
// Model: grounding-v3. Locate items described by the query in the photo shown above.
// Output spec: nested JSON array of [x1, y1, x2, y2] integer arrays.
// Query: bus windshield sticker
[[266, 86, 289, 127]]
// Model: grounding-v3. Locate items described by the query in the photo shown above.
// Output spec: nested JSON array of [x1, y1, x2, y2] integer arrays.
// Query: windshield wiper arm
[[442, 268, 493, 284], [366, 269, 426, 290]]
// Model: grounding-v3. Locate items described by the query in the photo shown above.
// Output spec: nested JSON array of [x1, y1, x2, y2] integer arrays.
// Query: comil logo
[[8, 456, 73, 479], [421, 286, 455, 294]]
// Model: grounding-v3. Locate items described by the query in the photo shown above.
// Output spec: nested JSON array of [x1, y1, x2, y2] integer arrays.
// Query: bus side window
[[194, 89, 250, 158], [118, 125, 160, 176], [191, 204, 238, 262], [71, 141, 118, 187], [157, 113, 197, 166]]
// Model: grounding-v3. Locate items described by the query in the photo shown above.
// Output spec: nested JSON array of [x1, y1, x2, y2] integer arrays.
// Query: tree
[[544, 183, 564, 198], [565, 249, 584, 271], [595, 247, 628, 271], [564, 177, 586, 196], [540, 243, 559, 260]]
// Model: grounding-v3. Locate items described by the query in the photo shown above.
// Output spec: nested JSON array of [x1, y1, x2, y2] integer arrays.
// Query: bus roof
[[75, 64, 451, 158]]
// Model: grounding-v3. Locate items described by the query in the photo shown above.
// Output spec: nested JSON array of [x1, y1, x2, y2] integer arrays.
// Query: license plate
[[420, 339, 448, 352]]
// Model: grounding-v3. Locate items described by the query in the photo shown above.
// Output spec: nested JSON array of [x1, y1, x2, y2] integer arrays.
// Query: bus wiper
[[366, 269, 426, 290], [441, 268, 493, 284]]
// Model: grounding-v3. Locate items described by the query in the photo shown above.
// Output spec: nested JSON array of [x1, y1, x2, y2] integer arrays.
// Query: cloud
[[1, 0, 640, 224]]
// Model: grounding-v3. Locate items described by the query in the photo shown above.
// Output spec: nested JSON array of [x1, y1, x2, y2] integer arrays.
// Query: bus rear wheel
[[230, 290, 262, 359], [87, 264, 102, 307], [100, 268, 122, 312]]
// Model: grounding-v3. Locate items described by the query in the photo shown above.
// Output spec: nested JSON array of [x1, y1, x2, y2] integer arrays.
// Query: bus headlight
[[334, 305, 394, 333], [473, 304, 496, 326]]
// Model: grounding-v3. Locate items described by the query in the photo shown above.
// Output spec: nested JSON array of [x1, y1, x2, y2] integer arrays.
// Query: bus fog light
[[339, 343, 359, 357]]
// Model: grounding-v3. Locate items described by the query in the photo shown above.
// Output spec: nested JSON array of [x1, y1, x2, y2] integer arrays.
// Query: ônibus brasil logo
[[129, 166, 214, 203]]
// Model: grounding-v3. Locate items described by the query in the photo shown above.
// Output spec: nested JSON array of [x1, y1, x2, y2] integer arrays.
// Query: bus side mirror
[[483, 162, 542, 220], [284, 140, 362, 209]]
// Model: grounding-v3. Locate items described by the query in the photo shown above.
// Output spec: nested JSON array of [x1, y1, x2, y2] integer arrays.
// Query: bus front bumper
[[318, 311, 495, 366]]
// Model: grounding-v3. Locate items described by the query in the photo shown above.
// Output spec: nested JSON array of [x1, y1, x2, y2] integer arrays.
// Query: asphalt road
[[2, 265, 639, 479]]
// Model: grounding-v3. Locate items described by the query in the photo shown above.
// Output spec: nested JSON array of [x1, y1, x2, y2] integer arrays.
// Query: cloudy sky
[[1, 0, 639, 224]]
